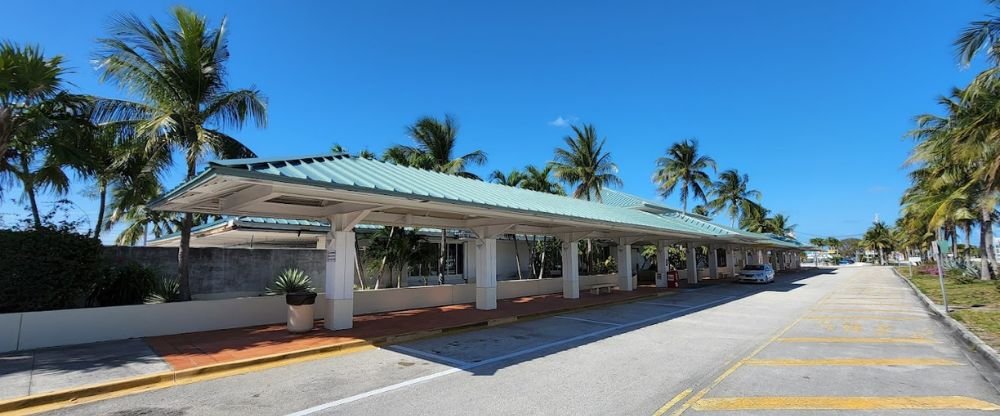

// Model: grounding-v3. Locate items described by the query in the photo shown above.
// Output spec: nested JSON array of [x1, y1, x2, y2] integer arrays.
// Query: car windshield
[[743, 265, 765, 270]]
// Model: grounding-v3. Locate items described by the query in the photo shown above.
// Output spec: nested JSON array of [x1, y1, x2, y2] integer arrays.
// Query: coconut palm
[[706, 169, 761, 227], [0, 42, 86, 174], [385, 115, 486, 179], [739, 203, 770, 233], [520, 165, 565, 195], [550, 124, 622, 201], [653, 139, 716, 213], [93, 6, 268, 299], [488, 168, 525, 187], [691, 205, 710, 217], [809, 237, 826, 250], [385, 115, 487, 284], [863, 221, 893, 265], [764, 214, 796, 237], [956, 0, 1000, 67], [825, 237, 841, 254]]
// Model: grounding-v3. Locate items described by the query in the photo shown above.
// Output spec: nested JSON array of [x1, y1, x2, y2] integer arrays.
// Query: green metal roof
[[152, 154, 810, 249]]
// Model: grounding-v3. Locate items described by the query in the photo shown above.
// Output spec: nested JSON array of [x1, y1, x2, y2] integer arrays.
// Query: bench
[[587, 283, 616, 295]]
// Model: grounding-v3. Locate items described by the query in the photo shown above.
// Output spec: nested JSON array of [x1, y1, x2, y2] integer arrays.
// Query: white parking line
[[551, 315, 619, 326], [284, 296, 736, 416], [384, 345, 473, 367], [636, 301, 695, 308]]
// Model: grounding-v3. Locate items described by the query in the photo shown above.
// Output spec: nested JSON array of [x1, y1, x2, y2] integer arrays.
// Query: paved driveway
[[40, 267, 1000, 415]]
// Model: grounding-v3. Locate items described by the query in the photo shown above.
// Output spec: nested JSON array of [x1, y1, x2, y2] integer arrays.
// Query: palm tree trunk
[[374, 227, 397, 289], [19, 155, 41, 229], [93, 184, 107, 240], [177, 160, 196, 301], [964, 224, 973, 260], [438, 230, 446, 285], [512, 234, 523, 280], [354, 238, 366, 290], [982, 206, 997, 280]]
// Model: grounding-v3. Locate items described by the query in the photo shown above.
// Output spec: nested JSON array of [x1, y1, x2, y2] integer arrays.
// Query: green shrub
[[0, 227, 103, 313], [145, 277, 182, 304], [266, 268, 315, 295], [89, 262, 159, 307]]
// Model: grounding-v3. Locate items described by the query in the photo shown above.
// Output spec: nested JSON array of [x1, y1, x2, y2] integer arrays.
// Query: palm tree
[[0, 42, 86, 172], [488, 168, 525, 187], [386, 115, 486, 178], [956, 1, 1000, 67], [809, 237, 826, 250], [739, 203, 770, 233], [520, 165, 565, 195], [764, 214, 796, 237], [863, 221, 893, 265], [386, 115, 487, 284], [653, 139, 716, 212], [550, 124, 621, 273], [825, 237, 841, 254], [706, 169, 761, 227], [691, 205, 710, 217], [93, 7, 268, 300], [550, 124, 622, 201]]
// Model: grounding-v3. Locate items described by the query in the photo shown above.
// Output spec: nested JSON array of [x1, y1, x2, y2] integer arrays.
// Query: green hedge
[[0, 228, 104, 313]]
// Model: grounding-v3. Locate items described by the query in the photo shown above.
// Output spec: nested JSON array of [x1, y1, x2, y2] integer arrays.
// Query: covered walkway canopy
[[150, 153, 814, 330]]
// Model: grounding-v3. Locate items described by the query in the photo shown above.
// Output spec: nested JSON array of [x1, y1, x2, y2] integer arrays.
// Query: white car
[[738, 264, 775, 283]]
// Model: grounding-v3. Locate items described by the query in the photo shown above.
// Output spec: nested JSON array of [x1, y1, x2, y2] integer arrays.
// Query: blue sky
[[3, 0, 993, 243]]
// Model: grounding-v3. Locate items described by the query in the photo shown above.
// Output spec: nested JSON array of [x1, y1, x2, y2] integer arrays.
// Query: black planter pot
[[285, 292, 317, 306]]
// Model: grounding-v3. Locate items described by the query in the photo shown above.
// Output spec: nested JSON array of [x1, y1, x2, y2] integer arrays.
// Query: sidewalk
[[0, 286, 673, 405]]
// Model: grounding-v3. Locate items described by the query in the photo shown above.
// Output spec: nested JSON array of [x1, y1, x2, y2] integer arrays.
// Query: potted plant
[[266, 268, 317, 333]]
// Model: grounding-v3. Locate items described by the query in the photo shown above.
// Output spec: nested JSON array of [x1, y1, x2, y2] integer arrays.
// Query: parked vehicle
[[738, 264, 775, 283]]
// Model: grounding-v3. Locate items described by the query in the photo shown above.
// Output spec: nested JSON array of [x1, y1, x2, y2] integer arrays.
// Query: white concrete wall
[[0, 273, 613, 352], [352, 284, 475, 315], [496, 240, 531, 279], [497, 278, 563, 298]]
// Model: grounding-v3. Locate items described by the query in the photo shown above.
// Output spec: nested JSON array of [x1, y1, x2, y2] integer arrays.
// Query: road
[[42, 266, 1000, 415]]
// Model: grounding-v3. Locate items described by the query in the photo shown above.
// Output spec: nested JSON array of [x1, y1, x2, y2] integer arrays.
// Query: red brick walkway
[[146, 287, 672, 370]]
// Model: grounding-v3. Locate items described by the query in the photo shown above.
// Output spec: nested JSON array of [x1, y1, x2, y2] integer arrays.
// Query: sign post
[[935, 230, 949, 314]]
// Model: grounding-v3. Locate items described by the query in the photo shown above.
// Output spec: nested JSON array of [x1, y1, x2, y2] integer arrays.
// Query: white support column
[[686, 242, 699, 284], [324, 229, 355, 330], [756, 249, 765, 265], [561, 238, 580, 298], [708, 245, 719, 279], [726, 246, 737, 276], [324, 211, 369, 331], [475, 238, 497, 310], [617, 239, 634, 291], [656, 240, 669, 287]]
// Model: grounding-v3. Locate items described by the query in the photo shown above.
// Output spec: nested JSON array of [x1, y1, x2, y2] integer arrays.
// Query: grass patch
[[896, 266, 1000, 349], [897, 267, 1000, 307], [953, 310, 1000, 349]]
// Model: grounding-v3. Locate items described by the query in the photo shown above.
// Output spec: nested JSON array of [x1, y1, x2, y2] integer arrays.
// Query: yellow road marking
[[744, 358, 961, 366], [652, 388, 692, 416], [665, 291, 837, 416], [692, 396, 1000, 411], [778, 337, 933, 344], [803, 315, 920, 321]]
